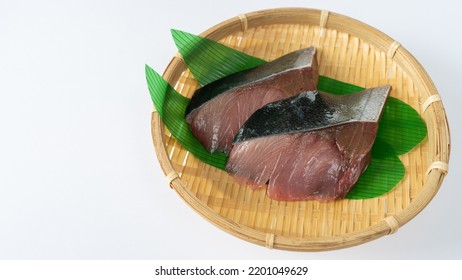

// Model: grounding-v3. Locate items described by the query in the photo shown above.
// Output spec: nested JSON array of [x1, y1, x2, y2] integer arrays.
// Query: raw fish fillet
[[185, 47, 318, 153], [226, 86, 391, 201]]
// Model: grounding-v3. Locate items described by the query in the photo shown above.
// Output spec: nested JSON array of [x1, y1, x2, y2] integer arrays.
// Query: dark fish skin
[[234, 86, 391, 143], [226, 86, 390, 201], [185, 47, 318, 153]]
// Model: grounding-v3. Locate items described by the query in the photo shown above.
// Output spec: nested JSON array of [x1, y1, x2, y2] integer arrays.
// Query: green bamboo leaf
[[345, 156, 405, 199], [376, 97, 427, 155], [318, 75, 364, 94], [171, 29, 266, 86], [145, 65, 227, 169]]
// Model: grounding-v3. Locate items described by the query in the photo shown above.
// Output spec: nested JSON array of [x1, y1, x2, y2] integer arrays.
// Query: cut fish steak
[[185, 47, 318, 153], [226, 86, 391, 201]]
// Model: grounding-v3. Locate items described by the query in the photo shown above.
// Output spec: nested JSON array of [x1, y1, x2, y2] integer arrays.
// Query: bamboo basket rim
[[151, 7, 451, 251]]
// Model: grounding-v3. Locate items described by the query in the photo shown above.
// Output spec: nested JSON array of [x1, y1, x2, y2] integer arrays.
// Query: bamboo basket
[[151, 8, 450, 251]]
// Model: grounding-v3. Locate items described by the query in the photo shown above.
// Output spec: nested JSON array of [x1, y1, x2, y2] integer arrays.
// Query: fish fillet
[[226, 86, 390, 201], [185, 47, 318, 153]]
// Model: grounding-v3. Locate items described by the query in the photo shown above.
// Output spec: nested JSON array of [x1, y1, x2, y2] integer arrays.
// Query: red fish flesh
[[226, 86, 390, 201]]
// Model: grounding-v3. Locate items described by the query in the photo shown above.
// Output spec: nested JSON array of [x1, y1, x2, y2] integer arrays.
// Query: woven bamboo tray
[[151, 8, 450, 251]]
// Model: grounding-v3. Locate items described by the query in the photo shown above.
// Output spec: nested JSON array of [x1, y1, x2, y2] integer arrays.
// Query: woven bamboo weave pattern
[[151, 8, 450, 251]]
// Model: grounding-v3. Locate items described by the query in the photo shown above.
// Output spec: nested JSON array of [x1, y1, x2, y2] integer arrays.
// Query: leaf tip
[[170, 28, 183, 37], [145, 63, 152, 73]]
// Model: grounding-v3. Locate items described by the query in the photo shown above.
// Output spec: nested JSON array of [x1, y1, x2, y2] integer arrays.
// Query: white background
[[0, 0, 461, 259]]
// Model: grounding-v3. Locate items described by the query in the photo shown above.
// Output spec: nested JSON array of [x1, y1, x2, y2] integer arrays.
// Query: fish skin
[[226, 86, 390, 201], [185, 47, 318, 153], [233, 86, 391, 143], [185, 47, 317, 115]]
